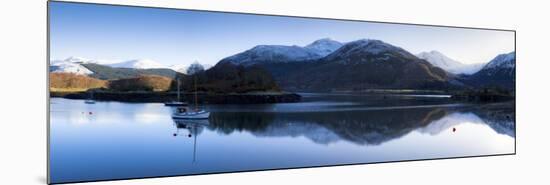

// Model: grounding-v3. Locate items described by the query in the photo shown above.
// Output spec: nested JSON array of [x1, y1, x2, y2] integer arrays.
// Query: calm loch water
[[49, 93, 515, 183]]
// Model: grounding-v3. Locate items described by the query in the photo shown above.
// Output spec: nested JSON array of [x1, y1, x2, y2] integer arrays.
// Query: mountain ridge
[[218, 38, 343, 66], [259, 39, 452, 91], [51, 38, 516, 93]]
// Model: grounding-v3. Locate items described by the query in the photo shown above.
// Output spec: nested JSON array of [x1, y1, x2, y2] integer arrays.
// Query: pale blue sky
[[50, 2, 514, 66]]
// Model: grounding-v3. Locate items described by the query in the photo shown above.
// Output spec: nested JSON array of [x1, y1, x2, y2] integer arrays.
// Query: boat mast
[[176, 78, 180, 101], [194, 77, 198, 110]]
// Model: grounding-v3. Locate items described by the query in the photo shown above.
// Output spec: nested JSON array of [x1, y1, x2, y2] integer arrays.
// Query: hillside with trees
[[174, 62, 281, 93], [109, 75, 173, 92], [50, 73, 107, 92]]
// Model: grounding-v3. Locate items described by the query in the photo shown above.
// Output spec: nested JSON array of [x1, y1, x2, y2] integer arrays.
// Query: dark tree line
[[171, 62, 281, 93]]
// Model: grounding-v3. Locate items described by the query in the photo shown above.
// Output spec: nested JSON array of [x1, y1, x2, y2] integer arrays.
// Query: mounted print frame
[[48, 1, 516, 184]]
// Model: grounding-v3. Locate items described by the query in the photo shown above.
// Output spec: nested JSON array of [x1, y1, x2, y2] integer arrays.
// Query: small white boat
[[164, 101, 187, 106], [171, 107, 210, 119], [171, 76, 210, 119]]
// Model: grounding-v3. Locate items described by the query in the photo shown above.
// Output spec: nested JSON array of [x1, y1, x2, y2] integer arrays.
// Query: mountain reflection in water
[[192, 103, 515, 146]]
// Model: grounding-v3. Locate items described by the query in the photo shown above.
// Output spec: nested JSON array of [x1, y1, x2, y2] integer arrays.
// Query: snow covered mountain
[[483, 51, 516, 71], [106, 59, 165, 69], [50, 56, 216, 77], [475, 51, 516, 78], [50, 57, 169, 75], [465, 51, 516, 89], [50, 60, 93, 75], [416, 50, 484, 74], [219, 45, 322, 66], [275, 39, 450, 91], [219, 38, 345, 66], [50, 57, 94, 75], [323, 39, 418, 62], [416, 51, 462, 69], [168, 63, 213, 74], [304, 38, 343, 56], [167, 64, 189, 73]]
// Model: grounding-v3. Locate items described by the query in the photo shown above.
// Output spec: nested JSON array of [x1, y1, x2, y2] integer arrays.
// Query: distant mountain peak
[[107, 59, 166, 69], [483, 51, 515, 69], [416, 50, 484, 75], [465, 51, 516, 89], [314, 37, 335, 42], [64, 56, 89, 63], [306, 38, 340, 46], [167, 64, 188, 73], [218, 38, 346, 66], [220, 44, 322, 66], [50, 57, 93, 75], [305, 38, 343, 56], [417, 50, 452, 59], [52, 56, 216, 74], [344, 39, 406, 54], [324, 39, 416, 62]]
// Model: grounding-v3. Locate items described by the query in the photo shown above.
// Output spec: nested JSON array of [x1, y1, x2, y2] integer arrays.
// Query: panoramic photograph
[[48, 1, 515, 184]]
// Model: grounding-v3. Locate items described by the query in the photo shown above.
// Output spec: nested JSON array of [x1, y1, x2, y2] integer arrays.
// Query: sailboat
[[171, 77, 210, 119], [84, 90, 95, 104], [165, 78, 188, 106]]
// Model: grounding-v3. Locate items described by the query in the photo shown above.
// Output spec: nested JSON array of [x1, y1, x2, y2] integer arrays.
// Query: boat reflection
[[172, 118, 210, 162]]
